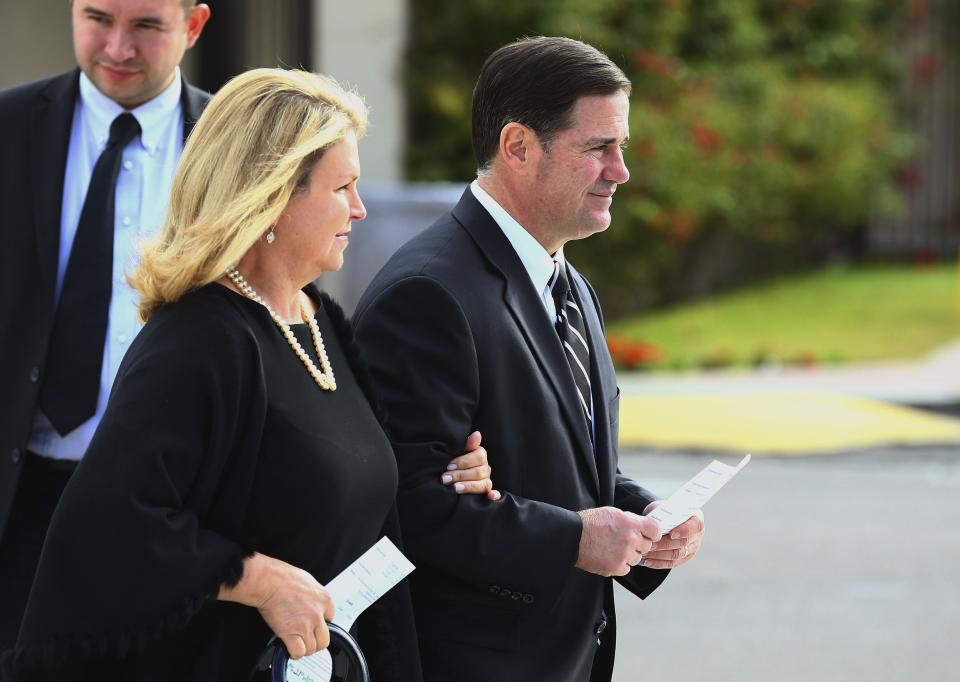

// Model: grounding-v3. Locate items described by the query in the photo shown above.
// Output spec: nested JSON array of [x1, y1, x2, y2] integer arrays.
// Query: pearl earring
[[266, 227, 276, 244]]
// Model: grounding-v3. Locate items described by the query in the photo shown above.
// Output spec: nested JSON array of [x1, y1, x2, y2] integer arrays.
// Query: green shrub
[[405, 0, 914, 316]]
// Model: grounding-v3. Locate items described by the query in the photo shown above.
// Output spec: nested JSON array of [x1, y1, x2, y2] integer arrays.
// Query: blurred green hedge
[[405, 0, 915, 317]]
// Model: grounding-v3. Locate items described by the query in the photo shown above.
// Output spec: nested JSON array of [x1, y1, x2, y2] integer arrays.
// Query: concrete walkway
[[617, 340, 960, 455]]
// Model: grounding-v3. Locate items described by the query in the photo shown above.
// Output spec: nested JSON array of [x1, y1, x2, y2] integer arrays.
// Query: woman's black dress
[[1, 284, 421, 681]]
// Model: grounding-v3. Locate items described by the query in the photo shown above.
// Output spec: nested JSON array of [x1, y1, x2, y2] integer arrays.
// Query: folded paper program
[[646, 454, 751, 534]]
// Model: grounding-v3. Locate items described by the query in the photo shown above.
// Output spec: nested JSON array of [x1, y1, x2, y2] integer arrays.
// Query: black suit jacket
[[0, 69, 209, 541], [353, 187, 668, 682]]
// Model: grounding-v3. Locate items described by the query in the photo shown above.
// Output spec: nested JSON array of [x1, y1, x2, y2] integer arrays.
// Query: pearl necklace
[[226, 267, 336, 391]]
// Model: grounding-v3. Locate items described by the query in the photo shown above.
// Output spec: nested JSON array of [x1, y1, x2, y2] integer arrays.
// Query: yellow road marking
[[619, 394, 960, 455]]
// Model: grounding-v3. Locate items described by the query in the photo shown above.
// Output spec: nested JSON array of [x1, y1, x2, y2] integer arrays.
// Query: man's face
[[72, 0, 209, 108], [528, 91, 631, 248]]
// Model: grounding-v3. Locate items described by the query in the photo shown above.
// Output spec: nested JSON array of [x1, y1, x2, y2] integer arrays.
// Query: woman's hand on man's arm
[[442, 430, 501, 500]]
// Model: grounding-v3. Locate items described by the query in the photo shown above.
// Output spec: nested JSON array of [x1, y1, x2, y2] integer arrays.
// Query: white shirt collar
[[470, 180, 564, 297], [78, 67, 182, 152]]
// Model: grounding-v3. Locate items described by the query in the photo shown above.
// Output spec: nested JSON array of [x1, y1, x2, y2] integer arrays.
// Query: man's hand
[[640, 502, 705, 569], [575, 506, 662, 577]]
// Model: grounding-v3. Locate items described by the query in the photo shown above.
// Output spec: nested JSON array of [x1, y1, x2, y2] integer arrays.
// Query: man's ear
[[185, 4, 212, 48], [497, 122, 539, 176]]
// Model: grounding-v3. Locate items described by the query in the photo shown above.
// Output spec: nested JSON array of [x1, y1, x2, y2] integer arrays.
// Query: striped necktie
[[550, 260, 592, 425]]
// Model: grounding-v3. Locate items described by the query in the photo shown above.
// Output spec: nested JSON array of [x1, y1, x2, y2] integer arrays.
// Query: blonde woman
[[3, 69, 497, 682]]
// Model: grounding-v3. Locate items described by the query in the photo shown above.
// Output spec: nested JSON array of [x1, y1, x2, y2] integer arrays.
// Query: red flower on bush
[[912, 54, 943, 83], [788, 351, 818, 368], [896, 164, 923, 191], [651, 209, 697, 244], [689, 122, 722, 156], [606, 334, 663, 370], [635, 138, 657, 160], [908, 0, 931, 23], [632, 50, 675, 79]]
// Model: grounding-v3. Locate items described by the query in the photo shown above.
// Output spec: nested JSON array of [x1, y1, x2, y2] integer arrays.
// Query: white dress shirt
[[470, 180, 594, 428], [29, 69, 186, 460], [470, 180, 567, 320]]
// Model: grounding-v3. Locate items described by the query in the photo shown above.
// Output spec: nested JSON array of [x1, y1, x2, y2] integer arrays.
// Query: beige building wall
[[314, 0, 406, 185], [0, 3, 74, 88]]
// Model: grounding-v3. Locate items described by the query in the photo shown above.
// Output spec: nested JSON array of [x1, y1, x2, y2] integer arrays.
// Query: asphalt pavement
[[611, 447, 960, 682], [607, 340, 960, 681]]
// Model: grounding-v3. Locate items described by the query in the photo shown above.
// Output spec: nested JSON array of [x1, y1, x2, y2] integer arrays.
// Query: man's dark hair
[[471, 36, 631, 172]]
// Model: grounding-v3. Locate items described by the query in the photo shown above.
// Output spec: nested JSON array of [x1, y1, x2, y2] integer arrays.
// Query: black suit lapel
[[452, 188, 600, 497], [31, 70, 80, 307], [179, 76, 209, 143]]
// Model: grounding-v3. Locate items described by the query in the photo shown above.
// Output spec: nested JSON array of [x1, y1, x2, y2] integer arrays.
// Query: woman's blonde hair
[[131, 68, 368, 322]]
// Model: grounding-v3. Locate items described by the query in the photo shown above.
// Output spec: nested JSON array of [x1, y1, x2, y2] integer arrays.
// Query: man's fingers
[[638, 516, 662, 543], [650, 536, 685, 553], [642, 539, 700, 569], [669, 510, 705, 540]]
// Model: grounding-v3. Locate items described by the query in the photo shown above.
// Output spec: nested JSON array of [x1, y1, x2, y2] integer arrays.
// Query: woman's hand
[[219, 553, 335, 659], [441, 431, 501, 501]]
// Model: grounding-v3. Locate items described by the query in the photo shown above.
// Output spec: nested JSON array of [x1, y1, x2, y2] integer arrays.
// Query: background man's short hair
[[471, 36, 631, 172]]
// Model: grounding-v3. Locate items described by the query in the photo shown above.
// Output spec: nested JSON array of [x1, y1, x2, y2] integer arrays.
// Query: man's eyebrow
[[81, 7, 112, 18], [81, 7, 168, 26], [581, 135, 629, 147]]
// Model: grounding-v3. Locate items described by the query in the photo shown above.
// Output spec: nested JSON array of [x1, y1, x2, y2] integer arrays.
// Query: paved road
[[611, 447, 960, 682]]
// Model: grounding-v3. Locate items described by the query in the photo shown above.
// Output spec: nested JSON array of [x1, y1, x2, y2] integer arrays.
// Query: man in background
[[354, 36, 705, 682], [0, 0, 211, 645]]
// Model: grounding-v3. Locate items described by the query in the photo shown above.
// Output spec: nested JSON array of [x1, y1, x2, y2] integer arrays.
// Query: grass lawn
[[608, 264, 960, 370]]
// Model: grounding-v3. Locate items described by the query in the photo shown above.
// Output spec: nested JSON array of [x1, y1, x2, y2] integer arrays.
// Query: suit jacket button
[[522, 593, 534, 604], [511, 591, 522, 600], [10, 448, 22, 464], [29, 366, 41, 383], [488, 585, 500, 595]]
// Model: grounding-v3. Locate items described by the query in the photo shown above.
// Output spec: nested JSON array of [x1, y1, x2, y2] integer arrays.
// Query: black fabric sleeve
[[612, 471, 670, 597], [3, 302, 265, 678], [354, 276, 583, 615]]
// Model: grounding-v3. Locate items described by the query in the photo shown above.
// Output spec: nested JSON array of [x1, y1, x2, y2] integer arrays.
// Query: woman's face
[[274, 130, 366, 278]]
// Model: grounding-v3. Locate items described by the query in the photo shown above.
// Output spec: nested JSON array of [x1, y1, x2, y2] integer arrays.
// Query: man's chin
[[576, 214, 611, 240]]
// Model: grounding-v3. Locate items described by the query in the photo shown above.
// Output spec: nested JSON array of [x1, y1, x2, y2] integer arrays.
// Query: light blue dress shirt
[[29, 69, 186, 460]]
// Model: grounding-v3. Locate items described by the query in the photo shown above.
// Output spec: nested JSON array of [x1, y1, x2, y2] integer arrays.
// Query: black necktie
[[38, 113, 141, 436], [550, 260, 593, 426]]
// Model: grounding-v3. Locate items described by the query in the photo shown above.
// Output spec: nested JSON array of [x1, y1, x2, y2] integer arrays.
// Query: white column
[[312, 0, 406, 185], [312, 0, 412, 306], [0, 4, 74, 89]]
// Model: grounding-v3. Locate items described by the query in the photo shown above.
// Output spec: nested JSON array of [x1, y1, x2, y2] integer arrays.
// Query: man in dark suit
[[0, 0, 211, 646], [353, 37, 706, 682]]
